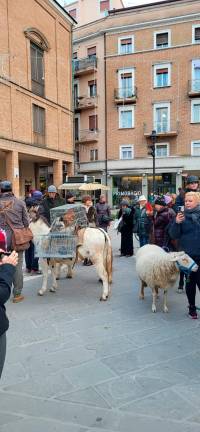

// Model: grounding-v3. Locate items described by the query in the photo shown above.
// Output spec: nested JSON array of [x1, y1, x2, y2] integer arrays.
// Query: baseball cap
[[48, 185, 57, 193]]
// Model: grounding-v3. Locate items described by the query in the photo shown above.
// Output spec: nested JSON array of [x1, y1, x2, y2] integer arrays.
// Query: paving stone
[[0, 418, 87, 432], [62, 359, 116, 388], [120, 388, 197, 420], [57, 386, 110, 408], [2, 373, 74, 398]]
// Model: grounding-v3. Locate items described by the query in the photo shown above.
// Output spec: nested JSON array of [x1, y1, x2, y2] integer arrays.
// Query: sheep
[[136, 244, 198, 313]]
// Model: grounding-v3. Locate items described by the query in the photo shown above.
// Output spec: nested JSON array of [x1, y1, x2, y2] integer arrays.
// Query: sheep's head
[[169, 252, 198, 273]]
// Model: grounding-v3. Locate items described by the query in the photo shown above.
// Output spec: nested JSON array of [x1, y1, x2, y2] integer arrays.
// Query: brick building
[[71, 0, 200, 205], [0, 0, 75, 197]]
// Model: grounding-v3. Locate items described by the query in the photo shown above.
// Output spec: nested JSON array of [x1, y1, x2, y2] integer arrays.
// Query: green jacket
[[135, 206, 152, 236]]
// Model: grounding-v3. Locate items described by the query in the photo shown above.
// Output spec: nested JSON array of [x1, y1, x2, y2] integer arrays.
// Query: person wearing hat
[[0, 181, 29, 303], [175, 175, 199, 210], [38, 185, 65, 224], [134, 195, 153, 247], [0, 248, 18, 378], [151, 196, 176, 249], [66, 192, 75, 205], [25, 190, 43, 275], [117, 199, 135, 257]]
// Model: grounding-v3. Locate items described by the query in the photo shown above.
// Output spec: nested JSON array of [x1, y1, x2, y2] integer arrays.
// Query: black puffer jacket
[[0, 264, 15, 337]]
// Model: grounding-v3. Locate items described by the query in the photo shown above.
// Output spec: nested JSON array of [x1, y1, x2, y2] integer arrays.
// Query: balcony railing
[[73, 57, 97, 76], [114, 87, 137, 104], [188, 80, 200, 96], [144, 120, 179, 137], [75, 95, 98, 111], [75, 129, 99, 144]]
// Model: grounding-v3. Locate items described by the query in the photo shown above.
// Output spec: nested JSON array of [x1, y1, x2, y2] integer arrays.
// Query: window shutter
[[121, 38, 132, 45], [156, 68, 168, 74], [88, 80, 96, 86], [89, 115, 98, 130], [100, 0, 110, 12], [121, 73, 132, 79], [87, 46, 96, 57]]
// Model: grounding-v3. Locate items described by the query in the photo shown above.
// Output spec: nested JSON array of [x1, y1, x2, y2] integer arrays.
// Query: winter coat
[[118, 207, 135, 234], [175, 188, 199, 212], [0, 193, 29, 250], [169, 205, 200, 258], [0, 264, 15, 336], [83, 206, 98, 227], [39, 195, 65, 224], [135, 206, 152, 236], [153, 207, 176, 248], [96, 202, 111, 229]]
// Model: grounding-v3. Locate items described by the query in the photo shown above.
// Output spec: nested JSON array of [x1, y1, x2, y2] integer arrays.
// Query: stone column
[[142, 174, 148, 198], [53, 159, 63, 187], [6, 151, 20, 197]]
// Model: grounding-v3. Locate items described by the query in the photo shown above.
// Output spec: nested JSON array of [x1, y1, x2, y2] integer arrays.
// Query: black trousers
[[0, 333, 6, 379], [25, 241, 39, 271], [185, 258, 200, 311]]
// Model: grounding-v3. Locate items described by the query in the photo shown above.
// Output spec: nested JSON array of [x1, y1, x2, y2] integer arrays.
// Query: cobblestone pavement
[[0, 228, 200, 432]]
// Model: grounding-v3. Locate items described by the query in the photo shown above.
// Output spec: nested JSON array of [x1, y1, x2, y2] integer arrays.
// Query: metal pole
[[151, 130, 156, 196]]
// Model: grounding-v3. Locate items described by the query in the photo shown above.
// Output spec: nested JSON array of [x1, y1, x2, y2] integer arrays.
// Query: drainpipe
[[104, 32, 108, 186]]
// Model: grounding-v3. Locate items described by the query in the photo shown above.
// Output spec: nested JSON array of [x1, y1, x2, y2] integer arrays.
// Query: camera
[[178, 205, 184, 213]]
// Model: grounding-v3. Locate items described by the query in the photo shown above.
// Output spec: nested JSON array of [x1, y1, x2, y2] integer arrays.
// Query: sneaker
[[13, 295, 24, 303], [188, 309, 198, 319], [31, 270, 42, 275]]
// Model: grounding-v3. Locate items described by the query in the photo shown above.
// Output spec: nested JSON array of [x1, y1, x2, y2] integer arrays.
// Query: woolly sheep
[[136, 244, 198, 313]]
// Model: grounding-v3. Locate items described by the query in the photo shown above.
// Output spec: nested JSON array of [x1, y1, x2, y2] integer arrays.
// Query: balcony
[[188, 80, 200, 97], [75, 129, 99, 144], [114, 87, 137, 104], [75, 95, 98, 111], [144, 121, 179, 138], [73, 57, 97, 77]]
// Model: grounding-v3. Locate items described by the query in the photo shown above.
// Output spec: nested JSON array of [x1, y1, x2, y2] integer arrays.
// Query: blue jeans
[[139, 235, 149, 247]]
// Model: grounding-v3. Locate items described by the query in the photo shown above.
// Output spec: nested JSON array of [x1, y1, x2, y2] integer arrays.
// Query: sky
[[58, 0, 163, 7]]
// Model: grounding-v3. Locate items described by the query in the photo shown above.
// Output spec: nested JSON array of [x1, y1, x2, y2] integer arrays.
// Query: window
[[69, 8, 77, 19], [75, 116, 80, 141], [192, 25, 200, 44], [191, 100, 200, 123], [74, 82, 79, 108], [154, 30, 171, 49], [87, 46, 96, 58], [120, 145, 133, 160], [154, 64, 171, 87], [75, 151, 79, 163], [32, 104, 45, 145], [119, 106, 134, 128], [191, 141, 200, 156], [89, 115, 98, 130], [90, 149, 98, 161], [118, 36, 134, 55], [192, 59, 200, 92], [118, 69, 134, 98], [31, 42, 44, 97], [154, 103, 170, 133], [88, 80, 97, 97], [155, 144, 169, 157], [100, 0, 110, 12]]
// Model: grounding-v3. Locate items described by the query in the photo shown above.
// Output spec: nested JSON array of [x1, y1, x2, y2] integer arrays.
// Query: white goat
[[136, 244, 198, 313]]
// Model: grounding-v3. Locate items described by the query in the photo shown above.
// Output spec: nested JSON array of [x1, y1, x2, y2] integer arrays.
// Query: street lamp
[[148, 130, 157, 195]]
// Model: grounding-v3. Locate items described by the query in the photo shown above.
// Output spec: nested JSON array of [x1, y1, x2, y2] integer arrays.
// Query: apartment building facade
[[71, 0, 200, 205], [0, 0, 75, 197], [65, 0, 124, 25]]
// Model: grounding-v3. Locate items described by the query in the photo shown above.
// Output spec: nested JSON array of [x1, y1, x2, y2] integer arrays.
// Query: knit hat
[[154, 196, 166, 206], [0, 181, 12, 193], [66, 192, 75, 200], [48, 185, 57, 193], [0, 229, 7, 252], [32, 190, 43, 200], [121, 199, 129, 206], [164, 194, 172, 205], [186, 175, 199, 185], [138, 195, 147, 202]]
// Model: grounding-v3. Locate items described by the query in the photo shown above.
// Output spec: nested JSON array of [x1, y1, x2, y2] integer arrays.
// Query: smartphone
[[0, 251, 11, 259], [178, 205, 184, 213]]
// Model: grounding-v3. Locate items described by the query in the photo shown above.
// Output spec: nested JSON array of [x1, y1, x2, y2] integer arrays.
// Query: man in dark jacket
[[0, 181, 29, 303], [0, 249, 18, 378], [175, 175, 199, 209], [152, 196, 176, 249], [96, 195, 111, 232], [39, 185, 65, 224]]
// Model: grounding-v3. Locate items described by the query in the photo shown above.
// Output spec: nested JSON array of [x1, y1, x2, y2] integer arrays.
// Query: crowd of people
[[116, 175, 200, 319]]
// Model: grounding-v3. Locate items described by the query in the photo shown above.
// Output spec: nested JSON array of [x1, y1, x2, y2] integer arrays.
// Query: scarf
[[185, 205, 200, 226]]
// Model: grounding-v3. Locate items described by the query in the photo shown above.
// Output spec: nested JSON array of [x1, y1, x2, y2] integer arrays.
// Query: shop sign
[[116, 191, 141, 196]]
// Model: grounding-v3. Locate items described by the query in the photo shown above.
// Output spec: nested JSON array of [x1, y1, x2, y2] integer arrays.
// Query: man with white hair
[[135, 195, 153, 247]]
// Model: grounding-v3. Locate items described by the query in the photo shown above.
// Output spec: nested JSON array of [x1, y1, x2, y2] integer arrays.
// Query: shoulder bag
[[5, 213, 33, 252]]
